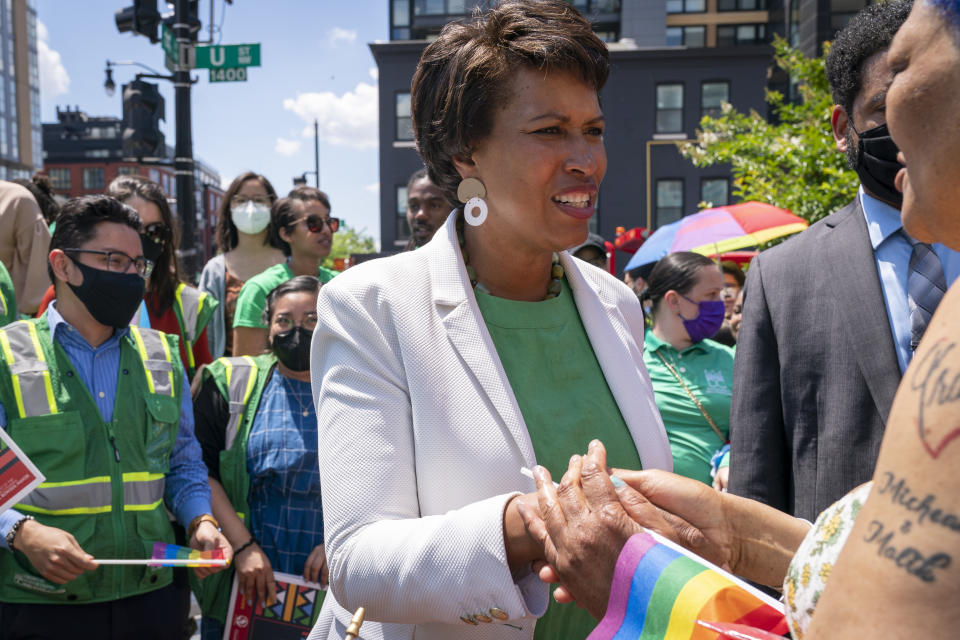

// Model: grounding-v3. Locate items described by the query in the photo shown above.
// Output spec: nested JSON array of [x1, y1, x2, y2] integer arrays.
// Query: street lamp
[[104, 64, 116, 96]]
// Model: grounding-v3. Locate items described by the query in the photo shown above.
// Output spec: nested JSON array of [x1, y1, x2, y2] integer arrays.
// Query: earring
[[457, 177, 488, 227]]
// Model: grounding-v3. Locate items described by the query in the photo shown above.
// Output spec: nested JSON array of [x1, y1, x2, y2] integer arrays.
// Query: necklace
[[456, 214, 564, 300], [280, 372, 312, 417]]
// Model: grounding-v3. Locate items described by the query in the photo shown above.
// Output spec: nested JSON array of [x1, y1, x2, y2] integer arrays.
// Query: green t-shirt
[[642, 329, 734, 484], [0, 261, 16, 326], [475, 278, 643, 640], [232, 262, 338, 329]]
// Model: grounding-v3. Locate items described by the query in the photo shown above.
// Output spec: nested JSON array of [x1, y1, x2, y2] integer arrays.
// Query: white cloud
[[364, 182, 379, 193], [283, 82, 379, 150], [274, 137, 302, 156], [368, 67, 379, 81], [37, 21, 69, 99], [327, 27, 357, 47]]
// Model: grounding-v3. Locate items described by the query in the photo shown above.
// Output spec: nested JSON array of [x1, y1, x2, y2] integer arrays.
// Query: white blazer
[[309, 214, 671, 640]]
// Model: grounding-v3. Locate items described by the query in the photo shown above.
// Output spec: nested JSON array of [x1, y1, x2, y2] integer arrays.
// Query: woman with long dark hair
[[198, 172, 284, 358]]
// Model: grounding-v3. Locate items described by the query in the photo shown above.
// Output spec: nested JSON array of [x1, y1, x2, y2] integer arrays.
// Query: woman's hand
[[303, 543, 328, 587], [713, 466, 729, 492], [502, 491, 545, 572], [234, 542, 277, 607], [190, 520, 233, 580]]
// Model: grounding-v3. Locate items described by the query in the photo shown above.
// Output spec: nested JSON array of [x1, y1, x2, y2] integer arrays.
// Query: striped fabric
[[588, 532, 787, 640]]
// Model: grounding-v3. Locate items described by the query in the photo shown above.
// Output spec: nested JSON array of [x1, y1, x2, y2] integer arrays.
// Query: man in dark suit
[[729, 0, 960, 522]]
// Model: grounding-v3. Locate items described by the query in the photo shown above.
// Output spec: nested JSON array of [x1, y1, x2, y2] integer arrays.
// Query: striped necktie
[[906, 237, 947, 352]]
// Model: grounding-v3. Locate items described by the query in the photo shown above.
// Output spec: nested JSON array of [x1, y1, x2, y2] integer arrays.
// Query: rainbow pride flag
[[588, 532, 788, 640], [150, 542, 225, 567]]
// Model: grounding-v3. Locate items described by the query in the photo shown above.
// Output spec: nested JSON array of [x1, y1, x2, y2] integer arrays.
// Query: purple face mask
[[680, 295, 725, 343]]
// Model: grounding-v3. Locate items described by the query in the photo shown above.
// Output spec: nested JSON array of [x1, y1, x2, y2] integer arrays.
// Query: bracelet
[[188, 514, 220, 539], [6, 515, 35, 551], [234, 537, 257, 557]]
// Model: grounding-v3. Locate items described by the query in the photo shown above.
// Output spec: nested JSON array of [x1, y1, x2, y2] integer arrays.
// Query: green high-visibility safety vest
[[192, 353, 275, 624], [0, 317, 183, 604], [171, 282, 218, 379]]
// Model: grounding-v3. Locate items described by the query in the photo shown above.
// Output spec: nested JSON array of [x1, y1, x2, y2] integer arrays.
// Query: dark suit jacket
[[728, 198, 902, 522]]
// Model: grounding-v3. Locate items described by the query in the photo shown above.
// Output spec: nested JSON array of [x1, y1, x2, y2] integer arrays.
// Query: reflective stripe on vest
[[175, 284, 206, 371], [0, 288, 6, 317], [0, 322, 58, 418], [16, 472, 165, 515], [129, 326, 175, 397], [222, 356, 258, 450]]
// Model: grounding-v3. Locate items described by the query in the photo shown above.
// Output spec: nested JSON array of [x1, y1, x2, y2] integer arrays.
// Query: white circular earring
[[457, 177, 488, 227]]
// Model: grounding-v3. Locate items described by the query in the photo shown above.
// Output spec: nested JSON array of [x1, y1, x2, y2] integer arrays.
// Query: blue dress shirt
[[0, 302, 212, 549], [860, 187, 960, 373]]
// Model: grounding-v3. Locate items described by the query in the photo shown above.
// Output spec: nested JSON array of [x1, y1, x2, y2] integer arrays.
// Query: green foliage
[[322, 223, 377, 270], [680, 36, 858, 225]]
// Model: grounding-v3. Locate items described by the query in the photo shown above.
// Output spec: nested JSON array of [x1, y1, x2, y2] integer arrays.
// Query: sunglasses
[[290, 215, 341, 233], [141, 222, 170, 245]]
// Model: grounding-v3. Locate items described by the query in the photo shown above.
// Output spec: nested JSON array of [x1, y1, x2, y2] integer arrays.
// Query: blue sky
[[37, 0, 389, 246]]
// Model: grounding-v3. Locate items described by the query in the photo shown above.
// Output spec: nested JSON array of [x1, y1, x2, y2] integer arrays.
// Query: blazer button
[[489, 607, 508, 620], [474, 613, 492, 623], [460, 616, 478, 625]]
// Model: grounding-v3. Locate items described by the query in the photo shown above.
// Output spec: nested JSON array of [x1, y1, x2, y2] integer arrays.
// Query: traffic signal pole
[[173, 0, 198, 277]]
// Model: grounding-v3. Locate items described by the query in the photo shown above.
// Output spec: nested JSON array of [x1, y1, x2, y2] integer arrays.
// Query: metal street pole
[[173, 0, 198, 277], [314, 119, 320, 189]]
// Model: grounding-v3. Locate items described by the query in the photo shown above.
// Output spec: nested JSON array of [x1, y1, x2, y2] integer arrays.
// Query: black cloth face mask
[[67, 258, 146, 328], [851, 122, 903, 208], [271, 327, 313, 372], [139, 234, 164, 266]]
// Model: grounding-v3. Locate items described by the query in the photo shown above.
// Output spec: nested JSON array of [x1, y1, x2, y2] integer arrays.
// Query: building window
[[396, 92, 414, 141], [413, 0, 466, 15], [701, 178, 729, 207], [666, 25, 705, 47], [717, 23, 768, 46], [48, 168, 70, 190], [656, 179, 684, 226], [396, 185, 410, 242], [117, 166, 138, 176], [666, 0, 705, 13], [656, 84, 684, 134], [701, 81, 729, 119], [718, 0, 766, 10], [82, 168, 105, 190]]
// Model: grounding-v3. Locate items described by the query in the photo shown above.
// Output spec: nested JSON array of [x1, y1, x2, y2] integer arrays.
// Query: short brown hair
[[411, 0, 609, 204]]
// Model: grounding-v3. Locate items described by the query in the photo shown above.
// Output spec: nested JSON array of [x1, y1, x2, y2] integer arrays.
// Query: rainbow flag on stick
[[96, 543, 227, 567], [588, 531, 787, 640]]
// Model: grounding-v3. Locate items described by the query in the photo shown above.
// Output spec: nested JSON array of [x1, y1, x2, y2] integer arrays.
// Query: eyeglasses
[[63, 248, 154, 279], [230, 194, 272, 207], [289, 215, 341, 233], [141, 222, 169, 246], [272, 313, 318, 332]]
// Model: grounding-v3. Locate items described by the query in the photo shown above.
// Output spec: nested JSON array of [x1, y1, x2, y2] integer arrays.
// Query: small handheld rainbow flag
[[96, 543, 227, 567], [588, 532, 787, 640]]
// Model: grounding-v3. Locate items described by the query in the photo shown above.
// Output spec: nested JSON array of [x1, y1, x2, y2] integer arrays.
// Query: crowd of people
[[0, 0, 957, 637]]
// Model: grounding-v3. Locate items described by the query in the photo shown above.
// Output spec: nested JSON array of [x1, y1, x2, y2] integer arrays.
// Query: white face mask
[[231, 201, 271, 235]]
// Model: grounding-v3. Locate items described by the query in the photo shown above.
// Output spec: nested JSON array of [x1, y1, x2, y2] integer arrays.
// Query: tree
[[680, 37, 858, 225], [322, 223, 377, 270]]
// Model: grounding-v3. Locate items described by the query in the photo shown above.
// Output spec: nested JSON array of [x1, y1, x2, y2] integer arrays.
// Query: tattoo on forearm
[[909, 339, 960, 458], [877, 472, 960, 533], [863, 520, 951, 582]]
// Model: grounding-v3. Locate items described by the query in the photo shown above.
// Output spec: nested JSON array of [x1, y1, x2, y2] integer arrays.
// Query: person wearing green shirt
[[232, 186, 339, 356], [641, 252, 734, 486], [0, 261, 16, 326]]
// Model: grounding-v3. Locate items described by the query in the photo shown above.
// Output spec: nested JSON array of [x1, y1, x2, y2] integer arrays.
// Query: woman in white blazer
[[309, 2, 672, 638]]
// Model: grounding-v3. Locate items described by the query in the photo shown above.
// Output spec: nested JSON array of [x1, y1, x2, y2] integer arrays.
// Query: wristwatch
[[6, 515, 35, 551], [187, 513, 220, 539]]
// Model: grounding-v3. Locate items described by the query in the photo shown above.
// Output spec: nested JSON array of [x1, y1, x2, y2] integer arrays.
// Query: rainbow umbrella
[[623, 202, 807, 272]]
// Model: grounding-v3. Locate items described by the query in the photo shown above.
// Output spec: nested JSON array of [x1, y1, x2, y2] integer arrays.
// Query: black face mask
[[67, 258, 145, 328], [140, 234, 164, 266], [851, 122, 903, 207], [271, 327, 313, 372]]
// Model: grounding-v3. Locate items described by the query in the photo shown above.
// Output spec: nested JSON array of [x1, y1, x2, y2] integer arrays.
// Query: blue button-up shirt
[[861, 187, 960, 373], [0, 302, 212, 549]]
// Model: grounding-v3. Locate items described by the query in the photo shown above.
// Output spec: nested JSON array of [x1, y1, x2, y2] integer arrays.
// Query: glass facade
[[666, 25, 705, 47], [666, 0, 705, 13], [717, 23, 768, 46], [0, 0, 41, 173]]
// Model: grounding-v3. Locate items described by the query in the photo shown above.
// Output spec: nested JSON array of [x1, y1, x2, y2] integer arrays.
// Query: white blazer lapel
[[562, 254, 673, 471], [428, 215, 537, 466]]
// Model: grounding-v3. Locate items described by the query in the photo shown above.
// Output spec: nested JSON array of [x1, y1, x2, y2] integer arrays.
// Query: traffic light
[[115, 0, 161, 43], [122, 80, 165, 158]]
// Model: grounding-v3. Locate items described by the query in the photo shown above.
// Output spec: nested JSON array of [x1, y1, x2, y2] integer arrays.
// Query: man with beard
[[729, 0, 960, 522], [403, 168, 453, 251]]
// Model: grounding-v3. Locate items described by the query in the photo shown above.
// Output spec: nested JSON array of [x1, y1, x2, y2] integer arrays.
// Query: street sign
[[209, 67, 248, 83], [195, 43, 260, 69], [161, 23, 177, 63]]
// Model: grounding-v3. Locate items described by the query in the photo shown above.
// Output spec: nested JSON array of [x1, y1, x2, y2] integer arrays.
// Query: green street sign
[[161, 24, 177, 63], [195, 43, 260, 69], [209, 67, 248, 83]]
